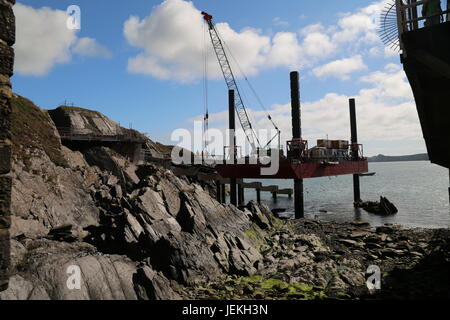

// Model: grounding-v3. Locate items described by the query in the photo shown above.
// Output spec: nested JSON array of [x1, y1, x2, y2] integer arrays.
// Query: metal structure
[[215, 73, 369, 181], [380, 0, 450, 54], [350, 98, 361, 204], [202, 11, 281, 154], [379, 0, 401, 51], [391, 0, 450, 200], [202, 12, 259, 151], [56, 127, 144, 143], [202, 13, 369, 217], [394, 0, 450, 170]]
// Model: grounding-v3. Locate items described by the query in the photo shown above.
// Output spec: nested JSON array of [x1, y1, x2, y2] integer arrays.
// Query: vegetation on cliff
[[11, 95, 67, 169]]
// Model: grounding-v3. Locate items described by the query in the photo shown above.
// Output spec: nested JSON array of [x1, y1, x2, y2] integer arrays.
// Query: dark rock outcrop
[[0, 0, 14, 292], [2, 96, 276, 299], [357, 197, 398, 216], [0, 240, 138, 300]]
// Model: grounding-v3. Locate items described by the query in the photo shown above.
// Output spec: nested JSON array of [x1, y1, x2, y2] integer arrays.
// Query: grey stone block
[[0, 1, 14, 45], [0, 96, 11, 141], [0, 41, 14, 76], [0, 228, 10, 290], [0, 143, 11, 174]]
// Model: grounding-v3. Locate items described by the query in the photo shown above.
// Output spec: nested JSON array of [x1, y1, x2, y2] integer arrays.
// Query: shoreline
[[185, 217, 450, 300]]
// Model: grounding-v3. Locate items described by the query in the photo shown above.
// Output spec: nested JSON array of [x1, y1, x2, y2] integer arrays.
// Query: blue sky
[[12, 0, 427, 156]]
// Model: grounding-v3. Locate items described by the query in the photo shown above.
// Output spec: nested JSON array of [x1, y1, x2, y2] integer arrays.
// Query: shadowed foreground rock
[[0, 0, 15, 292], [0, 96, 274, 299]]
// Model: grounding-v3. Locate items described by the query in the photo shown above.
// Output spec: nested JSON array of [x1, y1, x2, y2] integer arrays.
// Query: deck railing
[[56, 127, 144, 142], [397, 0, 450, 33]]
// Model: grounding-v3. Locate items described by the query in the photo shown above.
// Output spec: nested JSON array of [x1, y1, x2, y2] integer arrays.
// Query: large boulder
[[11, 149, 100, 238], [0, 240, 138, 300], [133, 265, 181, 300], [83, 147, 140, 190]]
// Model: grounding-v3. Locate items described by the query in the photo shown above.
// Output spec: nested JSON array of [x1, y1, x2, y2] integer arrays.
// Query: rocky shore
[[189, 219, 450, 300], [0, 95, 448, 300]]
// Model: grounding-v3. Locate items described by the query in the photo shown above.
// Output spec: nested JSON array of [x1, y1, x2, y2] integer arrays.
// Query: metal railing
[[397, 0, 450, 33], [288, 142, 365, 163], [56, 127, 144, 142], [394, 0, 450, 53]]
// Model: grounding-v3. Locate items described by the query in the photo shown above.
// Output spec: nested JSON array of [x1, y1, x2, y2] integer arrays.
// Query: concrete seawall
[[0, 0, 14, 292]]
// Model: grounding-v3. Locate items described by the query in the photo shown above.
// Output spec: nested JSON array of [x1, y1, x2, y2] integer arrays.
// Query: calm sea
[[239, 161, 450, 229]]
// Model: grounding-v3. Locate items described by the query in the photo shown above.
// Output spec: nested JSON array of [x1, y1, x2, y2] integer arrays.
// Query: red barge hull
[[215, 160, 368, 179]]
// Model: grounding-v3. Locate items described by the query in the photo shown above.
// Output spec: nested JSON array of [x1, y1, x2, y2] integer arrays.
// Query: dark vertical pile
[[0, 0, 14, 292], [349, 98, 361, 204], [290, 71, 304, 219]]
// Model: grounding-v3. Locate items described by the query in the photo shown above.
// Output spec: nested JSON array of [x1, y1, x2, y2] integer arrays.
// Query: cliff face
[[0, 96, 274, 299], [48, 106, 145, 139], [0, 0, 15, 293]]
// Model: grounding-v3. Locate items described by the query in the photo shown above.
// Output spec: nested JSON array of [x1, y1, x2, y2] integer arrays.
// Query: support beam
[[228, 90, 237, 206], [277, 188, 293, 196], [242, 182, 262, 189], [294, 179, 304, 216], [349, 98, 361, 204], [238, 184, 244, 206], [216, 181, 222, 203], [221, 184, 226, 205], [256, 188, 261, 204], [260, 185, 279, 192], [290, 71, 304, 219]]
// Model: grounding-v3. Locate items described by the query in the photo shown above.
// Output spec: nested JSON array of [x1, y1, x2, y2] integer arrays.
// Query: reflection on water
[[234, 161, 449, 228]]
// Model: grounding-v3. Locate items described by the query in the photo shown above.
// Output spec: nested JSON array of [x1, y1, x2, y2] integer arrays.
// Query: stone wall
[[0, 0, 14, 292]]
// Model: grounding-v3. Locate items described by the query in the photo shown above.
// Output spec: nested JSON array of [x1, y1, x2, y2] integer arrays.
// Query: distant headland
[[368, 153, 429, 163]]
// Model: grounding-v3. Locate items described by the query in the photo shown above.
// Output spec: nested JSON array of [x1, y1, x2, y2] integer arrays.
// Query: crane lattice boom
[[202, 11, 259, 152]]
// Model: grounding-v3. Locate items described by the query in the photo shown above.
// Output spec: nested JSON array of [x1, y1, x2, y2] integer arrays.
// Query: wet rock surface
[[189, 219, 450, 300]]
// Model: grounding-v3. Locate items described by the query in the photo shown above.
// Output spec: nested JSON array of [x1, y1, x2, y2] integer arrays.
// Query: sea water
[[238, 161, 449, 228]]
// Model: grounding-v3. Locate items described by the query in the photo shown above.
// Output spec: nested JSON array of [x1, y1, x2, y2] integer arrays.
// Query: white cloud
[[384, 46, 399, 58], [14, 3, 112, 76], [312, 55, 367, 80], [122, 0, 399, 83], [359, 64, 412, 100], [275, 66, 421, 149], [14, 3, 77, 76], [124, 0, 336, 82], [302, 31, 336, 59], [73, 37, 112, 58], [332, 1, 385, 45], [124, 0, 300, 81], [368, 46, 381, 57], [124, 0, 226, 81], [266, 32, 304, 69], [273, 17, 289, 27], [299, 23, 325, 36]]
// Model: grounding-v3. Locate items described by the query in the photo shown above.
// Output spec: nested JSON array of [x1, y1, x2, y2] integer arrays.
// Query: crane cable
[[215, 28, 281, 150], [210, 26, 262, 150], [202, 21, 209, 157], [216, 27, 280, 135]]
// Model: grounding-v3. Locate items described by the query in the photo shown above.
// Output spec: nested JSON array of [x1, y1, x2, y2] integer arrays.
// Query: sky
[[11, 0, 428, 156]]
